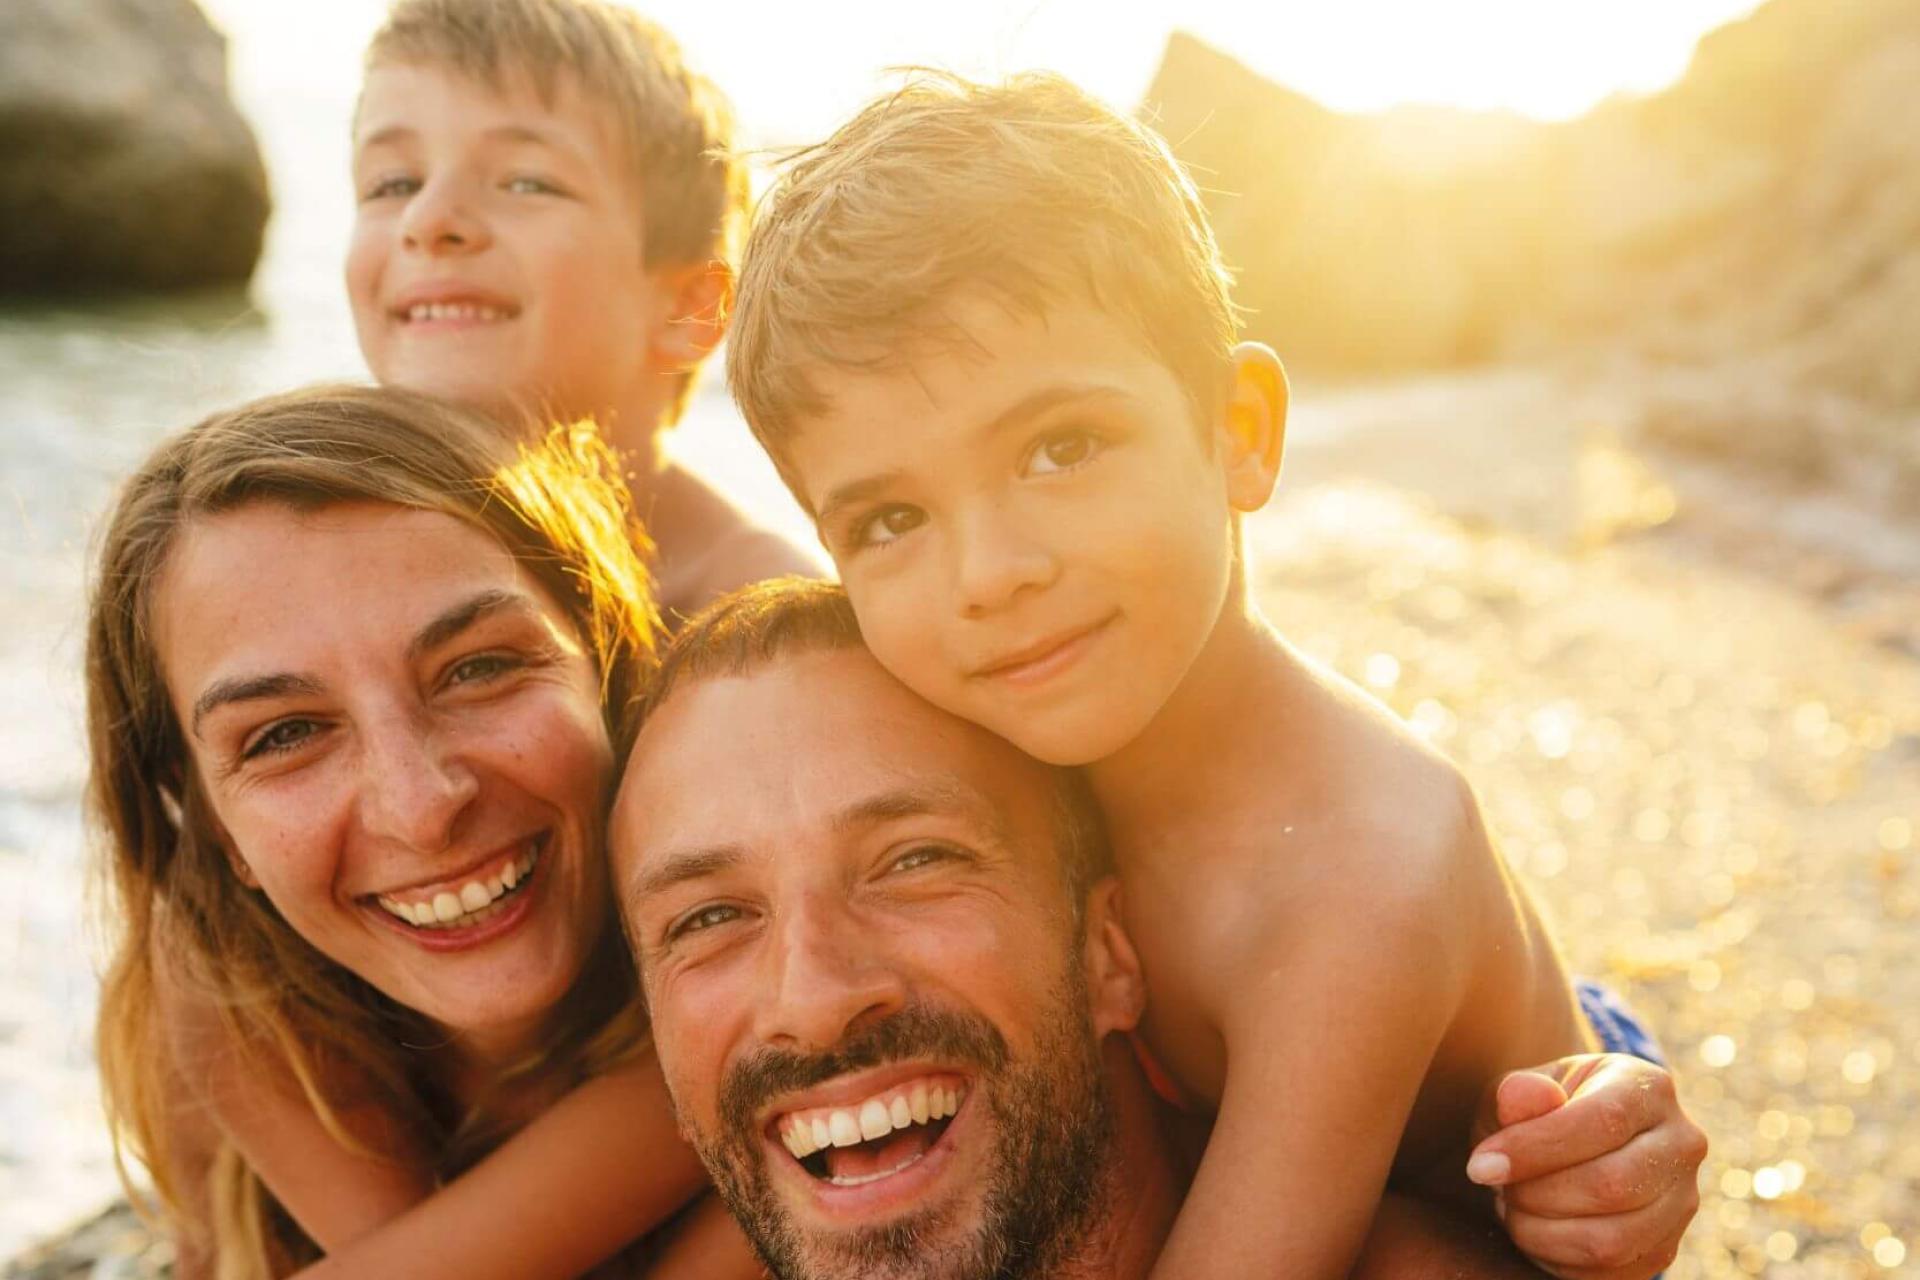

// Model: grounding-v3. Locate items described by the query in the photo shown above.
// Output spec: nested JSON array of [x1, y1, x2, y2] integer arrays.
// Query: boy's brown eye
[[855, 505, 926, 548], [1027, 431, 1099, 476]]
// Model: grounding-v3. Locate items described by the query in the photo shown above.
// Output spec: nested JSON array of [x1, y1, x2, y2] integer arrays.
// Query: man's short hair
[[634, 577, 1112, 897], [728, 70, 1240, 466], [366, 0, 746, 420]]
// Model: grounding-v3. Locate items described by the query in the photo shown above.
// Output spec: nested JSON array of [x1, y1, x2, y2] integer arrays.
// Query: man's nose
[[752, 895, 909, 1052], [356, 713, 480, 853], [398, 176, 491, 256], [951, 501, 1059, 619]]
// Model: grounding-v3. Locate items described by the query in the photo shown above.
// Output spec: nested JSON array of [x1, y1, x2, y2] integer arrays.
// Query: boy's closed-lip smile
[[969, 611, 1118, 687]]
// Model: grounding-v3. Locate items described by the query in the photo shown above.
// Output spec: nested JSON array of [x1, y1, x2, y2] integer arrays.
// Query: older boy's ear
[[648, 260, 733, 371], [1217, 341, 1288, 512], [1082, 877, 1148, 1037]]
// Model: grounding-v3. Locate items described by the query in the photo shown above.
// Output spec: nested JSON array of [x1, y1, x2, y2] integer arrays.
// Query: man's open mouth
[[773, 1074, 968, 1188]]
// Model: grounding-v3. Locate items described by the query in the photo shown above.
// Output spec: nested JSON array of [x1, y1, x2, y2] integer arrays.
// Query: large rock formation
[[0, 0, 270, 294], [1142, 0, 1920, 501]]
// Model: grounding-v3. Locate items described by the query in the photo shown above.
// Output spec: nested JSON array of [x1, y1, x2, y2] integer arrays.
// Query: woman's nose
[[357, 716, 480, 852]]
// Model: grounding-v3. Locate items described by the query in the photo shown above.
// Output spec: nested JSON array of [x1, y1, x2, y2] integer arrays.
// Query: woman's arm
[[291, 1049, 713, 1280]]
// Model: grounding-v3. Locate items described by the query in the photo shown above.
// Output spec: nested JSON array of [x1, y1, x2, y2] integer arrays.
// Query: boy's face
[[348, 61, 675, 424], [783, 298, 1277, 767]]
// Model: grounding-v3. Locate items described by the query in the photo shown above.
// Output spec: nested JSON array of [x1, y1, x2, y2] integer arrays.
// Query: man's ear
[[1215, 341, 1288, 512], [647, 259, 733, 372], [1081, 877, 1147, 1038]]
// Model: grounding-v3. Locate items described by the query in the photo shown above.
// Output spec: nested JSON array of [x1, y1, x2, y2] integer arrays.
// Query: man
[[610, 580, 1693, 1279]]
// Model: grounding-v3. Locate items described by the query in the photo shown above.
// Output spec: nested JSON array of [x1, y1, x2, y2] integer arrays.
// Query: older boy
[[348, 0, 816, 616], [727, 74, 1705, 1280]]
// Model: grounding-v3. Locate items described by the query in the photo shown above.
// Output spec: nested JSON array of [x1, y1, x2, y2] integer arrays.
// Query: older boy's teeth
[[858, 1099, 891, 1141], [910, 1082, 930, 1124], [829, 1111, 862, 1148]]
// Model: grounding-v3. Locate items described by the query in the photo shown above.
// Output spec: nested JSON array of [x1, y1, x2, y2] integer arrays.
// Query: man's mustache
[[719, 1003, 1011, 1139]]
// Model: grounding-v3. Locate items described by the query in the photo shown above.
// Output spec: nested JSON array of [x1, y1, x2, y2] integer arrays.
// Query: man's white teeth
[[377, 847, 538, 929], [779, 1079, 967, 1161], [405, 302, 509, 323]]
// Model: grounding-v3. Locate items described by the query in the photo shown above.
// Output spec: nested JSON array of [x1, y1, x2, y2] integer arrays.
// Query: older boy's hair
[[631, 576, 1112, 894], [728, 70, 1239, 463], [368, 0, 745, 420]]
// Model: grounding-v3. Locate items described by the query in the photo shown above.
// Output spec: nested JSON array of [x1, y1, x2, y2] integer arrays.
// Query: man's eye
[[446, 654, 520, 687], [671, 904, 742, 939], [852, 505, 926, 550], [1025, 430, 1102, 477], [889, 844, 954, 874], [243, 719, 320, 760], [361, 174, 421, 201]]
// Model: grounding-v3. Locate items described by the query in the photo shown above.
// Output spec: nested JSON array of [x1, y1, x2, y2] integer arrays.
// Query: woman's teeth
[[778, 1078, 965, 1161], [375, 845, 539, 929]]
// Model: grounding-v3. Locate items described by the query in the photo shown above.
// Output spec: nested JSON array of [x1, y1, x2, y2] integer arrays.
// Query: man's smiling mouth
[[774, 1073, 968, 1188]]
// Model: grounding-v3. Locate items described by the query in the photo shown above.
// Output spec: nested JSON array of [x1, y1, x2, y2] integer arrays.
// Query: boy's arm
[[1145, 891, 1467, 1280], [292, 1049, 713, 1280], [1354, 1194, 1553, 1280], [1467, 1057, 1707, 1280]]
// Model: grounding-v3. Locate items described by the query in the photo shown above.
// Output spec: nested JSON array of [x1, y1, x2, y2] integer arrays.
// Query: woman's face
[[154, 500, 615, 1059]]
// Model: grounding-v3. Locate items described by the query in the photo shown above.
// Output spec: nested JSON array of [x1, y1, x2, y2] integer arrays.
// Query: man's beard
[[690, 974, 1115, 1280]]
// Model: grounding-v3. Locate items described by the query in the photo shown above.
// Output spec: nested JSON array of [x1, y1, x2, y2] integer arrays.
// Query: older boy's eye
[[503, 175, 564, 196], [1024, 430, 1101, 476], [361, 174, 421, 202], [852, 505, 926, 550]]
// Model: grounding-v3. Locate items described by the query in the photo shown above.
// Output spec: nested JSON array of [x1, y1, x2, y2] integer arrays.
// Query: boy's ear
[[1215, 341, 1288, 512], [647, 260, 733, 371], [1081, 877, 1148, 1038]]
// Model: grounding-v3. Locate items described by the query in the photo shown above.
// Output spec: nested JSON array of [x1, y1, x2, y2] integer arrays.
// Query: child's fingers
[[1501, 1191, 1694, 1280], [1501, 1132, 1671, 1218], [1496, 1070, 1569, 1129], [1468, 1065, 1667, 1185]]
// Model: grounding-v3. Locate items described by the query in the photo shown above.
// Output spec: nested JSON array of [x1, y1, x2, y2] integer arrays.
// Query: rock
[[0, 0, 270, 295], [2, 1201, 170, 1279]]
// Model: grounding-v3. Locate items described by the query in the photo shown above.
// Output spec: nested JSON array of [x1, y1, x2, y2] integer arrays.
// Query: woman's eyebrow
[[407, 588, 538, 661], [191, 672, 324, 738]]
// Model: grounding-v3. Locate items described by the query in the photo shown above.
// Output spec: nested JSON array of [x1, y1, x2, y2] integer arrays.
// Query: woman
[[88, 385, 756, 1278]]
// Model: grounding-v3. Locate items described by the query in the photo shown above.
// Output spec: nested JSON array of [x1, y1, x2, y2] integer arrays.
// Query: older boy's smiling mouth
[[969, 613, 1117, 687], [389, 286, 521, 327]]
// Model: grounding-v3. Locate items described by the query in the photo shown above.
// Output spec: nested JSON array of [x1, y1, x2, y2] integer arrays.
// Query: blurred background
[[2, 0, 1916, 1275]]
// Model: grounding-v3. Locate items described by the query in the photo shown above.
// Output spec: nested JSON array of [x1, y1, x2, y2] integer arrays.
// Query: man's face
[[613, 648, 1136, 1279], [347, 61, 674, 422]]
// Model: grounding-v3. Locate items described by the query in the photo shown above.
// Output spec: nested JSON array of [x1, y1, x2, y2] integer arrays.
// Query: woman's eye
[[243, 719, 319, 760], [1025, 430, 1101, 476], [361, 174, 421, 201], [852, 505, 926, 550], [671, 904, 741, 939]]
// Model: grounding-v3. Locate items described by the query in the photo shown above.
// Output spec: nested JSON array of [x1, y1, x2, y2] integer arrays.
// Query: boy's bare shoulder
[[645, 465, 824, 619]]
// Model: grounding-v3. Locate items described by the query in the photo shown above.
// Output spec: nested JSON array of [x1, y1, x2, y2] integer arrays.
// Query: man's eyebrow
[[631, 845, 746, 901], [407, 588, 537, 662], [831, 779, 1012, 848], [190, 673, 325, 738], [813, 383, 1126, 527]]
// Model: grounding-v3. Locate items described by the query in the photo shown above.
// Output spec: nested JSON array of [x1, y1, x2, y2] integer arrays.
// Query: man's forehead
[[614, 648, 1050, 857]]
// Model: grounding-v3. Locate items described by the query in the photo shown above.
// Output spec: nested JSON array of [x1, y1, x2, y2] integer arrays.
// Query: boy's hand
[[1465, 1055, 1708, 1280]]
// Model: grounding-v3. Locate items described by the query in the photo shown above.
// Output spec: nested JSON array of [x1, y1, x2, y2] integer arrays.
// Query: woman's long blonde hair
[[88, 384, 658, 1276]]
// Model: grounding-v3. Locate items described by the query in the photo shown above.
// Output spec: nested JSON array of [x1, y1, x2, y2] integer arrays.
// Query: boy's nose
[[951, 506, 1058, 618], [399, 181, 491, 256]]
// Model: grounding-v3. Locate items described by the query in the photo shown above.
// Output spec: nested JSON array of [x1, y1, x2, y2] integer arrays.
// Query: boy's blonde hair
[[729, 71, 1240, 466], [368, 0, 746, 421]]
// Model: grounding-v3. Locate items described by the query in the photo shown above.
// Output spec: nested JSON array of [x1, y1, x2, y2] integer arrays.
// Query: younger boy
[[727, 73, 1706, 1280], [348, 0, 817, 618]]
